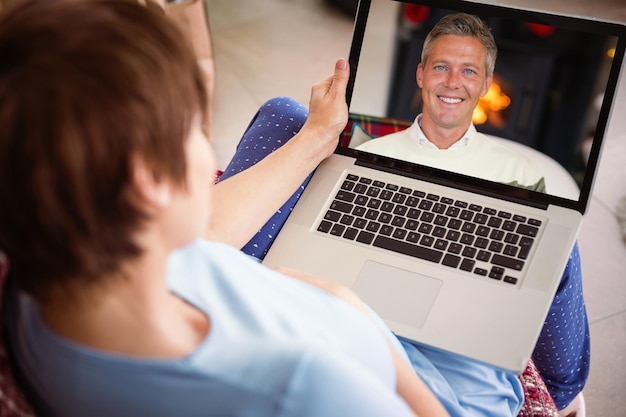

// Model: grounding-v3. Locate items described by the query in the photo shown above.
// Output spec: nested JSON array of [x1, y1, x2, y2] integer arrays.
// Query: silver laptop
[[263, 0, 626, 373]]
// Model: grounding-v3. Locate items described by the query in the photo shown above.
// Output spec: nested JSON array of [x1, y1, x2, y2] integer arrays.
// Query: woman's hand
[[301, 58, 350, 160], [274, 265, 367, 312]]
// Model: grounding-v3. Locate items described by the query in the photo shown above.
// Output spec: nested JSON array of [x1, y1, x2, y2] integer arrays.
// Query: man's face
[[417, 34, 492, 134]]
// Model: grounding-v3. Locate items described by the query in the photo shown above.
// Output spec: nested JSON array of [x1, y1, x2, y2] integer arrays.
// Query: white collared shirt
[[355, 114, 545, 191], [410, 114, 473, 150]]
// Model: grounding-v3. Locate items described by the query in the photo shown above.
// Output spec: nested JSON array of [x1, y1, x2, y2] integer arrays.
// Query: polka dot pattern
[[532, 243, 590, 410], [218, 97, 310, 259]]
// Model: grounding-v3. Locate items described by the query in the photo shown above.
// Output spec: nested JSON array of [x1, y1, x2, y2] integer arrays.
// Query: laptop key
[[488, 241, 504, 253], [433, 226, 446, 238], [330, 200, 353, 213], [406, 196, 420, 207], [504, 232, 519, 244], [380, 190, 394, 201], [406, 232, 420, 243], [503, 276, 518, 285], [442, 253, 461, 268], [352, 206, 366, 217], [373, 235, 443, 263], [317, 220, 332, 233], [330, 224, 345, 236], [380, 225, 394, 236], [356, 231, 375, 244], [489, 266, 505, 280], [407, 208, 421, 219], [366, 221, 380, 233], [420, 212, 435, 223], [393, 229, 408, 240], [460, 233, 474, 245], [518, 236, 534, 259], [419, 200, 433, 210], [341, 180, 355, 191], [477, 250, 491, 262], [503, 244, 518, 257], [474, 237, 489, 249], [381, 202, 394, 212], [433, 203, 446, 214], [340, 214, 355, 225], [354, 218, 368, 229], [492, 254, 525, 271], [448, 219, 463, 230], [405, 220, 419, 230], [365, 209, 379, 220], [448, 243, 463, 254], [366, 187, 381, 197], [445, 230, 461, 242], [460, 258, 475, 272], [392, 193, 407, 204], [517, 224, 539, 237], [502, 220, 517, 231], [498, 211, 512, 219], [354, 183, 368, 194], [324, 210, 341, 222], [344, 228, 358, 240]]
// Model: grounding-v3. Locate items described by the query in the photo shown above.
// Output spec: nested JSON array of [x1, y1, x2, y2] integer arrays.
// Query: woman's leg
[[532, 243, 590, 411], [217, 96, 311, 260]]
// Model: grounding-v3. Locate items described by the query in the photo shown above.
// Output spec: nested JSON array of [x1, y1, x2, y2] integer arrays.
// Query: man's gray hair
[[421, 13, 497, 77]]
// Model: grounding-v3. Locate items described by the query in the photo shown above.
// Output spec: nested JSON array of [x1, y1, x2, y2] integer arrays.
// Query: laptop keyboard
[[317, 174, 544, 285]]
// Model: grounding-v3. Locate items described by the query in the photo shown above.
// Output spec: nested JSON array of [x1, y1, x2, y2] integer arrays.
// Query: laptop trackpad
[[352, 261, 443, 329]]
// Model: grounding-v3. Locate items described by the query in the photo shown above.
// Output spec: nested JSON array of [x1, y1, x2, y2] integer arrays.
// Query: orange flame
[[473, 82, 511, 125]]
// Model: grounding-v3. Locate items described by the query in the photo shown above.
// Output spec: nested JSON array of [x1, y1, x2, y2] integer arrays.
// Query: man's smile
[[438, 96, 464, 104]]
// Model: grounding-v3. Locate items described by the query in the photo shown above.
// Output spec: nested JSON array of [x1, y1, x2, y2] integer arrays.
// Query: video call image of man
[[355, 13, 546, 192]]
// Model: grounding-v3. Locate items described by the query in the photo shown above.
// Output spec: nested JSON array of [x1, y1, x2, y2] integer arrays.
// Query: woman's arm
[[205, 59, 350, 248], [275, 266, 451, 417]]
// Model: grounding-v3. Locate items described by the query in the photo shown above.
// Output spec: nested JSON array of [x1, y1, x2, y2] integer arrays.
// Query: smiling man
[[356, 13, 545, 192]]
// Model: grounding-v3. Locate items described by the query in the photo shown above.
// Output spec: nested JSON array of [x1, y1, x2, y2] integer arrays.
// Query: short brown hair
[[422, 12, 498, 77], [0, 0, 208, 299]]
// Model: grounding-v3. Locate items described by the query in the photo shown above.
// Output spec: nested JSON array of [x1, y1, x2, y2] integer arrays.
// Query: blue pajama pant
[[218, 96, 590, 410]]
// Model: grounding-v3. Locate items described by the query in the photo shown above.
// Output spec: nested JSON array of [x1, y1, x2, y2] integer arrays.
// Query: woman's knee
[[256, 97, 309, 131]]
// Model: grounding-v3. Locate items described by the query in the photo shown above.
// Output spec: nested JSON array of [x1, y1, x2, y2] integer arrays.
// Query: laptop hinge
[[355, 159, 550, 211]]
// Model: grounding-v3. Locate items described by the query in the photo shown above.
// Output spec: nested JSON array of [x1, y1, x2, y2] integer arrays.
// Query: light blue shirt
[[12, 240, 523, 416]]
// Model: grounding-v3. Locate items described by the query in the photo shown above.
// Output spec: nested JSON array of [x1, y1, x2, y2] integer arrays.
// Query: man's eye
[[434, 65, 446, 71], [463, 69, 477, 75]]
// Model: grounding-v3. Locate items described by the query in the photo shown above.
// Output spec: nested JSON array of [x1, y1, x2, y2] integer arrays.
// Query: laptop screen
[[339, 0, 626, 214]]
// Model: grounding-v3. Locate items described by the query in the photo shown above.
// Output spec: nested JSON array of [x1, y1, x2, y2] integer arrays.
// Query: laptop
[[263, 0, 626, 373]]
